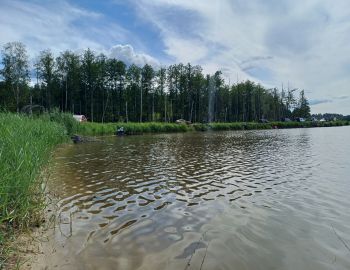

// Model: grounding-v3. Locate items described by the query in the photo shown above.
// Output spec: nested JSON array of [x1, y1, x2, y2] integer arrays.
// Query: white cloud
[[0, 0, 153, 65], [0, 0, 105, 55], [163, 37, 208, 63], [109, 44, 160, 68], [0, 0, 161, 73], [1, 0, 350, 113], [133, 0, 350, 114]]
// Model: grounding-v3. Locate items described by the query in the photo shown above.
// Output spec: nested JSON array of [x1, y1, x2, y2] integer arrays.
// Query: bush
[[0, 113, 67, 234], [0, 113, 69, 266], [45, 109, 79, 135], [78, 122, 191, 135]]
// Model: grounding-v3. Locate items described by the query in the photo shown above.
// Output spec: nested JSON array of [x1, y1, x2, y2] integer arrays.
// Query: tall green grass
[[77, 122, 191, 135], [46, 109, 79, 135], [270, 120, 349, 129], [77, 120, 349, 136], [0, 113, 68, 267], [192, 121, 349, 131]]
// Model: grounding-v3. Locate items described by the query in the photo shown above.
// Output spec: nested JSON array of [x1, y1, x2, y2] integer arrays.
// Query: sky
[[0, 0, 349, 114]]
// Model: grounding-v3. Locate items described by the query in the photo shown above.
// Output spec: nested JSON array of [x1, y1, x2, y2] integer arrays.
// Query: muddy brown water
[[47, 127, 350, 270]]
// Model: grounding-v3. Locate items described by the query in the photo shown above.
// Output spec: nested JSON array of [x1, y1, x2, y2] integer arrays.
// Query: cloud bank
[[0, 0, 157, 68], [1, 0, 350, 113], [109, 44, 160, 68], [132, 0, 350, 114]]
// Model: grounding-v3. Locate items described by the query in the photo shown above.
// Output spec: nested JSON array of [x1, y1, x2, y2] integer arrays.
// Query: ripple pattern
[[47, 127, 350, 270]]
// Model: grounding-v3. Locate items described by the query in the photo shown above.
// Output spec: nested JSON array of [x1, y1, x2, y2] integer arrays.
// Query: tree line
[[312, 113, 350, 121], [0, 41, 311, 123]]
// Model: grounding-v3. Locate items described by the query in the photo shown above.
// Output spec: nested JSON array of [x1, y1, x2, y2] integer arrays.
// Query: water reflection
[[46, 127, 350, 270]]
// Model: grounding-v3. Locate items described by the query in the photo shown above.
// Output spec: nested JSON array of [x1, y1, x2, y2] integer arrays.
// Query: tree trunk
[[190, 101, 194, 122], [164, 95, 167, 122], [125, 101, 128, 123], [16, 84, 19, 113], [152, 92, 155, 121], [30, 93, 32, 116], [140, 83, 143, 122], [90, 87, 94, 122], [65, 77, 68, 111], [84, 86, 87, 116]]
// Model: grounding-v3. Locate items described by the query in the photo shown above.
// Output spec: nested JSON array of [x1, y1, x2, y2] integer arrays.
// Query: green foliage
[[192, 123, 209, 131], [292, 90, 311, 119], [269, 120, 348, 128], [1, 42, 318, 124], [0, 112, 80, 267], [209, 122, 245, 130], [77, 122, 190, 135], [36, 50, 56, 110], [191, 121, 349, 132], [1, 42, 30, 113], [45, 108, 79, 135], [77, 120, 349, 136], [0, 113, 67, 249]]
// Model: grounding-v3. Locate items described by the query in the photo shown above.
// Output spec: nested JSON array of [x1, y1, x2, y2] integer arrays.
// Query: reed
[[0, 113, 68, 267], [77, 122, 191, 135], [206, 121, 349, 131], [77, 120, 349, 136], [270, 120, 349, 129]]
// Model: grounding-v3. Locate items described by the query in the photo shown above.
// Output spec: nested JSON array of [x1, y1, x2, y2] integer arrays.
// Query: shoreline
[[77, 120, 350, 136], [11, 190, 58, 270], [1, 113, 349, 268], [5, 150, 72, 270], [0, 113, 69, 269], [20, 123, 350, 269]]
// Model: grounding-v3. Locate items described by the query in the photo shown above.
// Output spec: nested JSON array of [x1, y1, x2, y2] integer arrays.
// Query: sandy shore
[[14, 190, 70, 270]]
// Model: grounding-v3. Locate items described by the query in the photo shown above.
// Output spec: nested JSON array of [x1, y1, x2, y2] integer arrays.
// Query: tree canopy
[[0, 42, 311, 122]]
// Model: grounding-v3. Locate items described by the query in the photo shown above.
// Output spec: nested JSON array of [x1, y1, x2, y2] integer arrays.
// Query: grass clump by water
[[270, 120, 349, 129], [77, 122, 191, 136], [206, 122, 271, 130], [192, 121, 349, 131], [77, 120, 349, 136], [0, 113, 69, 268], [42, 109, 79, 135]]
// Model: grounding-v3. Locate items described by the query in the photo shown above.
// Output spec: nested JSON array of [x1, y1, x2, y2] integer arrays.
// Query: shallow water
[[48, 127, 350, 270]]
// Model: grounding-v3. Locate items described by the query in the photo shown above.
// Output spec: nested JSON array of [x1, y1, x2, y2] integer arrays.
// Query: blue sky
[[1, 0, 350, 114]]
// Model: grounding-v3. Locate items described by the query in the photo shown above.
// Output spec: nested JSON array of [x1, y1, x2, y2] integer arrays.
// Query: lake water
[[45, 127, 350, 270]]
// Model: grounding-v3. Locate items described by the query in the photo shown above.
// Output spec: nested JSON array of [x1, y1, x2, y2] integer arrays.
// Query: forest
[[0, 41, 311, 123]]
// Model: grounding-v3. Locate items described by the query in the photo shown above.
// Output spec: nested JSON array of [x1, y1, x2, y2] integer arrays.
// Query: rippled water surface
[[47, 127, 350, 270]]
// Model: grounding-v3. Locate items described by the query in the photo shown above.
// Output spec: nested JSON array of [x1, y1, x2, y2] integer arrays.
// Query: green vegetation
[[1, 41, 349, 130], [0, 112, 73, 268], [1, 41, 313, 124], [77, 120, 349, 136], [0, 110, 348, 267], [193, 121, 349, 131], [45, 109, 79, 135], [77, 121, 190, 135], [0, 41, 348, 268], [270, 120, 349, 129]]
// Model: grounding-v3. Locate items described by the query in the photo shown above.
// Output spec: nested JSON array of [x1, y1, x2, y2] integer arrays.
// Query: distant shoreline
[[76, 120, 350, 136]]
